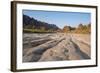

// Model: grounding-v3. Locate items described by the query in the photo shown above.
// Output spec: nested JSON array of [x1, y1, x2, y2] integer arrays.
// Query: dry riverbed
[[23, 33, 91, 62]]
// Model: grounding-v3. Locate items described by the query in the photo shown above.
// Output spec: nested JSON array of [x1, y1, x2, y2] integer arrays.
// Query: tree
[[62, 25, 71, 33], [78, 23, 84, 29]]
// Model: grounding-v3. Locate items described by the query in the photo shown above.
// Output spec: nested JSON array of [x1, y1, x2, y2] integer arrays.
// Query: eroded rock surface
[[23, 33, 91, 62]]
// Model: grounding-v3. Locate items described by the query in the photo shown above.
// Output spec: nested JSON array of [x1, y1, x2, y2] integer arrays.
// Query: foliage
[[23, 29, 54, 33], [62, 26, 71, 33], [23, 14, 91, 34], [61, 23, 91, 34], [74, 23, 91, 34]]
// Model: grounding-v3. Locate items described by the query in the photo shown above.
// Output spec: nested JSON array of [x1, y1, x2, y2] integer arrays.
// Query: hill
[[23, 15, 59, 33]]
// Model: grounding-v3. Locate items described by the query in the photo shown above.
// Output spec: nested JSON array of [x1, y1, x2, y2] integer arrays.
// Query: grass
[[23, 29, 54, 33], [23, 28, 91, 34]]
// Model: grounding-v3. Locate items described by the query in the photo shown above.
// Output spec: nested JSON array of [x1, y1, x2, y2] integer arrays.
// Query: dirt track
[[23, 33, 91, 62]]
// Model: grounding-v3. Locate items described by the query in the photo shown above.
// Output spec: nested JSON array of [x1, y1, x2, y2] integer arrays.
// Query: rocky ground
[[23, 33, 91, 62]]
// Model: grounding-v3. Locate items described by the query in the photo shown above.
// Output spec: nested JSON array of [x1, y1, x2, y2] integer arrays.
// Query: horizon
[[23, 10, 91, 29]]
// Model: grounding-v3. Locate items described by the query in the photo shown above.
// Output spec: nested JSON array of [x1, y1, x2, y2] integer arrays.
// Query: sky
[[23, 10, 91, 29]]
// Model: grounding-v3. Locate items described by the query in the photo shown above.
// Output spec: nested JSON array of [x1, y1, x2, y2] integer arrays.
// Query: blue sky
[[23, 10, 91, 29]]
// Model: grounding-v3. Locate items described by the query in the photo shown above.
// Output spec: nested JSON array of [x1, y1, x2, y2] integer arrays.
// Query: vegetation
[[61, 23, 91, 34], [62, 26, 71, 33], [23, 29, 55, 33], [72, 23, 91, 34], [23, 15, 59, 32], [23, 14, 91, 34]]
